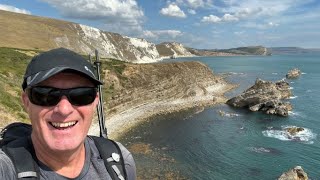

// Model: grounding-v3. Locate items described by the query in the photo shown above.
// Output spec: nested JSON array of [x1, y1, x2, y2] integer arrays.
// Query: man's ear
[[94, 92, 100, 107], [21, 91, 30, 110]]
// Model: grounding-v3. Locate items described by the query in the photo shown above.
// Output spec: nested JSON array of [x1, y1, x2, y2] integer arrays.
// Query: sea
[[119, 53, 320, 179]]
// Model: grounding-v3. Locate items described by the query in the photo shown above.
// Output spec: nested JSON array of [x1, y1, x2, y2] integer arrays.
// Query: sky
[[0, 0, 320, 49]]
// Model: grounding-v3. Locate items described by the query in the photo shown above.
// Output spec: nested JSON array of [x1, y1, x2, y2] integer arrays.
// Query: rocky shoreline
[[89, 82, 235, 139], [88, 61, 236, 139]]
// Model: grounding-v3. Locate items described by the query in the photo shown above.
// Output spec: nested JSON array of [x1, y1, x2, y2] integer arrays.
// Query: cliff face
[[0, 10, 161, 63], [99, 61, 234, 138], [156, 42, 194, 58], [1, 10, 271, 64]]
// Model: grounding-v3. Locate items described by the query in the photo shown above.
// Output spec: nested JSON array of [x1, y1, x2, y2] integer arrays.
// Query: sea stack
[[278, 166, 308, 180], [286, 68, 301, 79], [226, 78, 292, 116]]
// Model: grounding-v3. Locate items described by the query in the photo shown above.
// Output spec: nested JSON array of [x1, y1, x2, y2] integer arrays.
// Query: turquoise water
[[121, 54, 320, 179]]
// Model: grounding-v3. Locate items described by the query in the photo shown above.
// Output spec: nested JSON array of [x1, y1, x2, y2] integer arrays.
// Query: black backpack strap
[[91, 136, 127, 180], [2, 136, 40, 180]]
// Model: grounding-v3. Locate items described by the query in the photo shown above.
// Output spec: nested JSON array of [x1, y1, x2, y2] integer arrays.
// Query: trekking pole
[[93, 50, 108, 138]]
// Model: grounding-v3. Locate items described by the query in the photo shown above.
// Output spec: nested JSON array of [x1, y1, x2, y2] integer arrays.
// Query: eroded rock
[[286, 127, 305, 136], [278, 166, 308, 180], [286, 68, 301, 79], [226, 78, 292, 116]]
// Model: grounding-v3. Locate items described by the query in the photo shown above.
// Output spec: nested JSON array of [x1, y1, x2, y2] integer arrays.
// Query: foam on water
[[248, 147, 271, 153], [289, 96, 298, 99], [289, 87, 294, 90], [262, 125, 316, 144]]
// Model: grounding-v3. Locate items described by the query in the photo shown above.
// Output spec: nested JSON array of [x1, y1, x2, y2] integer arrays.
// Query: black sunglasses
[[26, 86, 97, 106]]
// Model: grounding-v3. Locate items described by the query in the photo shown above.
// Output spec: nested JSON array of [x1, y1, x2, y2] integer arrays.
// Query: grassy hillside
[[0, 48, 33, 126], [0, 10, 78, 51]]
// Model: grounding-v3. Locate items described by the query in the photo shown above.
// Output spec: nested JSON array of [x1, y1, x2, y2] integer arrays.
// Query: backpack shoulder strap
[[2, 136, 39, 179], [90, 136, 127, 180]]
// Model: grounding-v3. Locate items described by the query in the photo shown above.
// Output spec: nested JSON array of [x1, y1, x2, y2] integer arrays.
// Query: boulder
[[226, 78, 292, 116], [286, 127, 305, 136], [286, 68, 301, 79], [278, 166, 308, 180]]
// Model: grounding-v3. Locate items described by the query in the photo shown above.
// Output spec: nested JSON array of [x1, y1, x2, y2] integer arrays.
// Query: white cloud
[[40, 0, 144, 35], [188, 9, 196, 15], [0, 4, 31, 14], [201, 15, 221, 23], [241, 22, 280, 29], [143, 30, 183, 39], [222, 13, 238, 21], [234, 31, 245, 35], [176, 0, 213, 9], [160, 4, 186, 18]]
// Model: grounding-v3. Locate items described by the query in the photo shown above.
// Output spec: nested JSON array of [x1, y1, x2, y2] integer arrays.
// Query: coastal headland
[[88, 61, 236, 139]]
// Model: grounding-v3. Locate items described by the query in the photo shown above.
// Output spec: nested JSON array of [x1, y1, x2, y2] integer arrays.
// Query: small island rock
[[278, 166, 308, 180], [286, 68, 301, 79], [226, 78, 292, 116], [286, 127, 304, 136]]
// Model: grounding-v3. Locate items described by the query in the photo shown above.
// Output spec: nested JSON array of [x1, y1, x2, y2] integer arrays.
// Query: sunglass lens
[[29, 87, 60, 106], [68, 88, 96, 106]]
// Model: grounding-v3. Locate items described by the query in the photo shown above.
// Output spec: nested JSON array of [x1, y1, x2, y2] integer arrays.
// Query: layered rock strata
[[226, 78, 292, 116], [89, 61, 235, 138]]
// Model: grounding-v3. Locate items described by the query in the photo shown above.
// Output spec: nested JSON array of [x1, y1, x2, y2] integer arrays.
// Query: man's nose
[[53, 96, 74, 116]]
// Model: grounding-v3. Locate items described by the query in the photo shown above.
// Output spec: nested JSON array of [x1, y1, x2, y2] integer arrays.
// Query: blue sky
[[0, 0, 320, 49]]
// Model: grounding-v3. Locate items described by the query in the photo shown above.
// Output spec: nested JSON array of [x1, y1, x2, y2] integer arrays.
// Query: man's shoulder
[[86, 136, 133, 161], [0, 149, 17, 179], [86, 136, 136, 179]]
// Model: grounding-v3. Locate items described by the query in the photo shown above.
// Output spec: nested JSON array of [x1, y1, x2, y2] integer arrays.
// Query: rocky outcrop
[[286, 127, 304, 136], [278, 166, 308, 180], [286, 68, 301, 79], [226, 78, 292, 116]]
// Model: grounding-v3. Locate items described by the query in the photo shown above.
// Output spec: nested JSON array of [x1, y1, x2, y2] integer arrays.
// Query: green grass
[[0, 47, 32, 123]]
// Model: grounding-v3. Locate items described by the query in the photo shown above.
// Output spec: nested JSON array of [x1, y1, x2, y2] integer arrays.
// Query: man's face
[[22, 72, 99, 152]]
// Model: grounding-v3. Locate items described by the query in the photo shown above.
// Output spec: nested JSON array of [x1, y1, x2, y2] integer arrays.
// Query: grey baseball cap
[[22, 48, 102, 90]]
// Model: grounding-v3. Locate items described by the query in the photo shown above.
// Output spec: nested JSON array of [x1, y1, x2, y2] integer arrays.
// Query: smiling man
[[0, 48, 136, 179]]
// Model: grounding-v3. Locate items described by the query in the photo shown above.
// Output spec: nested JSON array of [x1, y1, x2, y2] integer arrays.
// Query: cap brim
[[25, 67, 103, 88]]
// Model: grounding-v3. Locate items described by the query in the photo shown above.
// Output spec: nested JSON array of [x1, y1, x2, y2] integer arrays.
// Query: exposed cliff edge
[[1, 10, 270, 63], [89, 61, 235, 138]]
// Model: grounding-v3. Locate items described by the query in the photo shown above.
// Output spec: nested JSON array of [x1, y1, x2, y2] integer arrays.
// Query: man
[[0, 48, 136, 179]]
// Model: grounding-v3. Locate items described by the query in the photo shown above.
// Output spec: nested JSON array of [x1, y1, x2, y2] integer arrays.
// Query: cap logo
[[27, 72, 40, 86], [84, 66, 96, 78]]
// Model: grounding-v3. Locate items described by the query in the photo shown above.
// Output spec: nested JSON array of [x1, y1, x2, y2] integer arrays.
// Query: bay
[[120, 53, 320, 179]]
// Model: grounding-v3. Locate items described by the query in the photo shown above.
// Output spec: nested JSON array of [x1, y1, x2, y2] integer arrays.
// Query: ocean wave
[[262, 126, 316, 144], [289, 96, 298, 99], [229, 72, 246, 75], [306, 90, 312, 93], [248, 147, 271, 153], [301, 72, 307, 74], [272, 73, 278, 75], [247, 146, 282, 155], [290, 82, 295, 84], [218, 110, 241, 117], [289, 87, 294, 90]]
